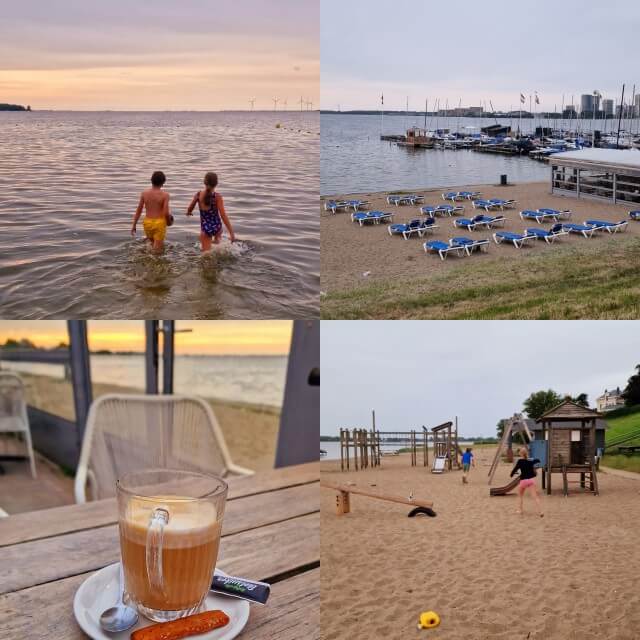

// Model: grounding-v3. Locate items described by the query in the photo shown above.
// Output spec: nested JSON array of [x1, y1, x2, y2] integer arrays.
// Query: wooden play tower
[[538, 400, 601, 496], [431, 420, 460, 472]]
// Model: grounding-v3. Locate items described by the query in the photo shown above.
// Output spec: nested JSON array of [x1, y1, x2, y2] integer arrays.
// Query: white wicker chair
[[74, 394, 253, 503], [0, 372, 37, 478]]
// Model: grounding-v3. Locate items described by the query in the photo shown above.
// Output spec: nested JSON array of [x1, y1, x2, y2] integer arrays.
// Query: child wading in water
[[131, 171, 172, 253], [510, 446, 544, 517], [461, 447, 474, 484], [186, 172, 236, 251]]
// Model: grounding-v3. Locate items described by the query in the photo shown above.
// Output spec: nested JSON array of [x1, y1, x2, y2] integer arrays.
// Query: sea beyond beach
[[0, 110, 319, 319], [320, 452, 640, 640]]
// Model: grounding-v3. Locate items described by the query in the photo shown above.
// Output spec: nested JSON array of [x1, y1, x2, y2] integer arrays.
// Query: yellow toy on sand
[[418, 611, 440, 629]]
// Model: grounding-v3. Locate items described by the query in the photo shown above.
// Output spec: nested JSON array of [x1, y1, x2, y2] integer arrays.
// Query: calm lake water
[[322, 114, 565, 195], [9, 354, 288, 408], [0, 111, 319, 319]]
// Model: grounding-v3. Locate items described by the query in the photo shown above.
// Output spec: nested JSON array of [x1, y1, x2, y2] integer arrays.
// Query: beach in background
[[3, 353, 287, 471], [0, 110, 319, 319], [321, 451, 640, 640]]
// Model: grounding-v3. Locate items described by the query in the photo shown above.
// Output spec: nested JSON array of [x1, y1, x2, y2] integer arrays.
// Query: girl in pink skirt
[[510, 447, 543, 517]]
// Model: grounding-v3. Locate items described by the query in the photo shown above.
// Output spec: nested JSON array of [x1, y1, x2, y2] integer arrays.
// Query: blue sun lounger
[[493, 231, 537, 248], [351, 211, 394, 226], [473, 199, 502, 211], [450, 236, 490, 255], [526, 224, 569, 243], [453, 215, 505, 231], [473, 214, 506, 228], [562, 223, 596, 238], [343, 199, 370, 212], [435, 204, 465, 216], [538, 208, 571, 220], [488, 198, 516, 209], [585, 219, 628, 234], [442, 191, 464, 202], [324, 200, 350, 214], [388, 218, 438, 239], [519, 210, 561, 223], [630, 211, 640, 220], [525, 224, 569, 243], [458, 191, 481, 200], [387, 194, 423, 206], [424, 240, 466, 260]]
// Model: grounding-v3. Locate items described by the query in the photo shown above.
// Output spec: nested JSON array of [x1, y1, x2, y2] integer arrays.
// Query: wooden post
[[340, 429, 345, 472], [546, 419, 552, 495], [336, 490, 351, 515]]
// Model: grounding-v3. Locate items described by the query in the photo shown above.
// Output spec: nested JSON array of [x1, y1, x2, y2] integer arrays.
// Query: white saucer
[[73, 564, 250, 640]]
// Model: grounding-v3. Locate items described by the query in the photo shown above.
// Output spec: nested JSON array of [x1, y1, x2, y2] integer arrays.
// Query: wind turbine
[[249, 98, 256, 111], [299, 96, 304, 111], [273, 97, 279, 111]]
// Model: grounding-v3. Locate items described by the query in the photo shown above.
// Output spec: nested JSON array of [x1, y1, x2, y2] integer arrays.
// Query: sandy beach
[[19, 373, 280, 472], [320, 450, 640, 640], [321, 182, 640, 294]]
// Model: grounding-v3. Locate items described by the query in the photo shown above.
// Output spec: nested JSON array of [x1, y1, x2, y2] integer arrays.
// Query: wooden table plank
[[240, 569, 319, 639], [0, 463, 319, 547], [0, 484, 318, 595], [0, 568, 319, 640]]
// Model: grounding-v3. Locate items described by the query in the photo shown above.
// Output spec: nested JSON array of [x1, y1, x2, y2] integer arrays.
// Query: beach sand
[[320, 181, 640, 293], [19, 373, 280, 472], [320, 450, 640, 640]]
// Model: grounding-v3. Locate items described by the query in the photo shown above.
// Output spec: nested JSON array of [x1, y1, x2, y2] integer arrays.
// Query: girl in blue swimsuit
[[186, 172, 236, 251]]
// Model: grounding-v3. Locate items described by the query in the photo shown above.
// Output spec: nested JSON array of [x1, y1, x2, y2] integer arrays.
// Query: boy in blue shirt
[[461, 447, 475, 484]]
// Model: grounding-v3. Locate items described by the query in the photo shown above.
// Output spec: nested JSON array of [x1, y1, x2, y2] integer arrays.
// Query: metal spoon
[[99, 563, 139, 633]]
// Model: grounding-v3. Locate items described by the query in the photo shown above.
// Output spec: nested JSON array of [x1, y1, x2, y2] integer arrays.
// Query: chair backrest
[[75, 394, 237, 502], [0, 372, 27, 422]]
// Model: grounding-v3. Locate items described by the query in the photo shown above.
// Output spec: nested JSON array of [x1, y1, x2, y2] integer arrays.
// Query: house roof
[[504, 412, 608, 431], [537, 399, 602, 422], [551, 148, 640, 170]]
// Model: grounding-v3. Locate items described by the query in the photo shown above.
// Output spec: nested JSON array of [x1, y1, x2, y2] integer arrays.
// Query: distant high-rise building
[[580, 93, 600, 117], [602, 99, 614, 117], [635, 94, 640, 118]]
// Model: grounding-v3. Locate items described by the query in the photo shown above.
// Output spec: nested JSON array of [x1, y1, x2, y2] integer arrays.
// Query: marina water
[[321, 113, 637, 195], [0, 111, 319, 319]]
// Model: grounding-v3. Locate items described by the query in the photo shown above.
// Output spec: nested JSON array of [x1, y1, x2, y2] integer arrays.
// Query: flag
[[381, 93, 384, 106], [535, 92, 540, 105], [520, 93, 526, 104]]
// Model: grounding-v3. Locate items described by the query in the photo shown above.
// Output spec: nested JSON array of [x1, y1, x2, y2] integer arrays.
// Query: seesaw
[[321, 482, 436, 517]]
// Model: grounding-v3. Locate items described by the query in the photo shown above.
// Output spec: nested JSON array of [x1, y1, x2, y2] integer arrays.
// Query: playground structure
[[321, 482, 436, 518], [489, 402, 603, 497], [338, 412, 460, 473], [488, 414, 534, 489], [431, 420, 460, 473], [538, 400, 601, 496]]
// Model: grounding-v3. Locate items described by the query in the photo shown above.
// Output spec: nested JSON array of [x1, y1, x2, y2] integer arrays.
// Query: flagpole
[[381, 92, 384, 138]]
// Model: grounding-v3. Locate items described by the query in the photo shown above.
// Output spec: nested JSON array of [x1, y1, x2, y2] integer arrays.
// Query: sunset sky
[[0, 1, 318, 110], [0, 321, 292, 355]]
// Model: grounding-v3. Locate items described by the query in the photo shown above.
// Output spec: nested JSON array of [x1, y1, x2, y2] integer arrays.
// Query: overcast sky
[[321, 0, 639, 111], [0, 0, 318, 110], [321, 321, 638, 437]]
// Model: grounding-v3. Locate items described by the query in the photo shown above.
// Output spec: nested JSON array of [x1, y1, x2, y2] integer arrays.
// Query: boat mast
[[616, 83, 626, 148]]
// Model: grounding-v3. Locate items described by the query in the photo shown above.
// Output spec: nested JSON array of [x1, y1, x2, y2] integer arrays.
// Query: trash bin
[[500, 174, 508, 186]]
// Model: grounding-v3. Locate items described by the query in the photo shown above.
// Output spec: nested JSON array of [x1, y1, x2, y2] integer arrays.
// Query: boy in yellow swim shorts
[[131, 171, 172, 252]]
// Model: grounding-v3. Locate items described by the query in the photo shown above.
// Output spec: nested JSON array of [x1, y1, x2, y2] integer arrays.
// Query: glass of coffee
[[116, 469, 227, 623]]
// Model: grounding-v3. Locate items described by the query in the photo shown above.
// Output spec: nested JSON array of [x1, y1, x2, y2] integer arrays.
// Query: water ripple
[[0, 111, 319, 319]]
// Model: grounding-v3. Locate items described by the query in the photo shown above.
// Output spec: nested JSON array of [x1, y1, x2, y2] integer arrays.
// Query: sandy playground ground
[[320, 449, 640, 640]]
